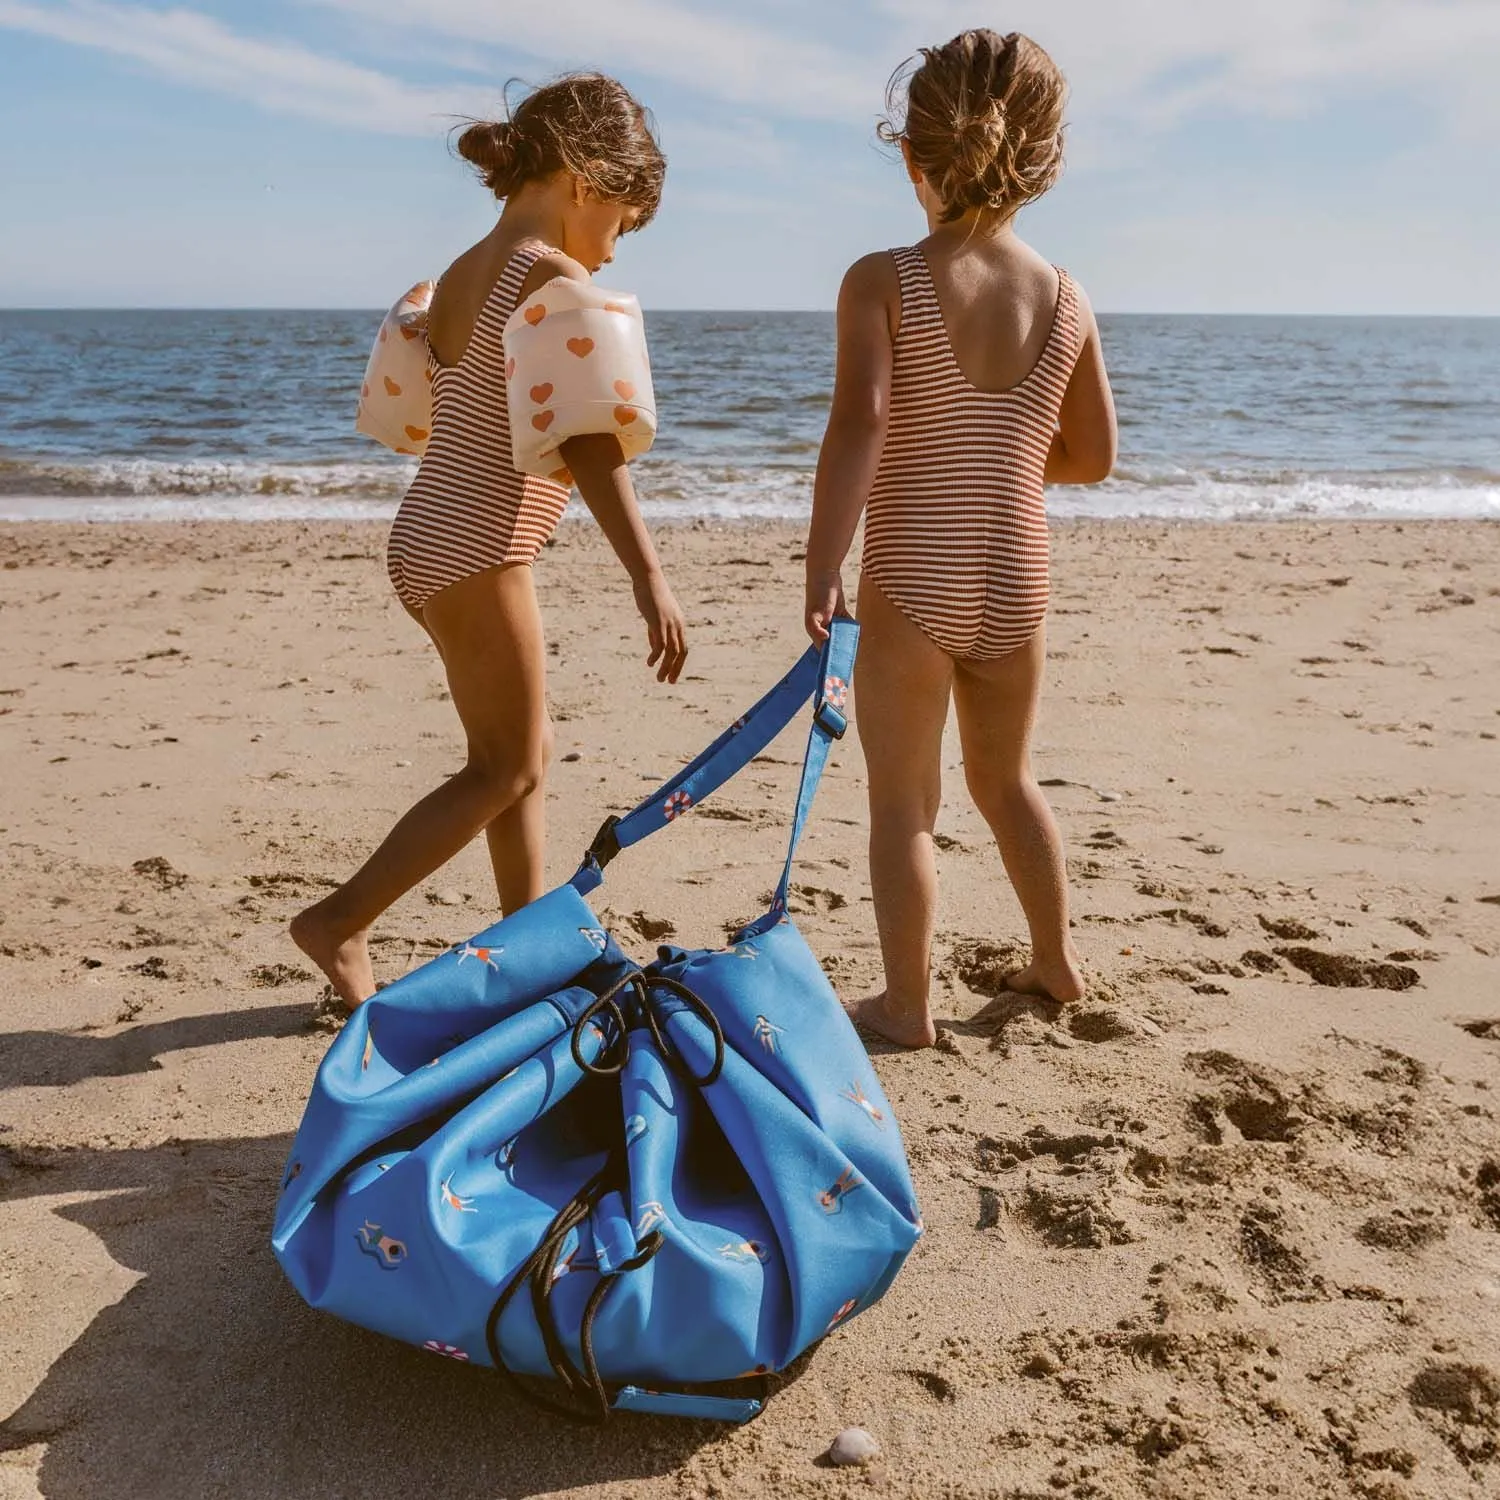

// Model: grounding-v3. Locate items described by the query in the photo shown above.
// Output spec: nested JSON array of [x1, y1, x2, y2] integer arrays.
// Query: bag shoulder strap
[[571, 619, 858, 898]]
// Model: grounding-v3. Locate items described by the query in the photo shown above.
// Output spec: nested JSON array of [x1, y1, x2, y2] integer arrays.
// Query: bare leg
[[398, 597, 549, 916], [484, 763, 550, 913], [847, 579, 954, 1048], [292, 564, 550, 1008], [952, 626, 1083, 1004]]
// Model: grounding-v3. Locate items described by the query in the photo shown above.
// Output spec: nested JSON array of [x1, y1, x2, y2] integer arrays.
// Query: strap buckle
[[814, 702, 847, 740], [587, 814, 622, 871]]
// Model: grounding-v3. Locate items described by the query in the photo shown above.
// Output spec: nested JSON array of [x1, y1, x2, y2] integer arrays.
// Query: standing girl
[[804, 31, 1117, 1047], [294, 74, 687, 1010]]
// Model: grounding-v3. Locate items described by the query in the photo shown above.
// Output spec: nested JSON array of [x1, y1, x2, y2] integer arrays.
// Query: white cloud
[[870, 0, 1500, 137], [0, 0, 486, 134], [309, 0, 875, 123]]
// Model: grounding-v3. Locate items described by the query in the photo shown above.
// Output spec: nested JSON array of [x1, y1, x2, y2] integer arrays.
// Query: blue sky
[[1, 0, 1496, 312]]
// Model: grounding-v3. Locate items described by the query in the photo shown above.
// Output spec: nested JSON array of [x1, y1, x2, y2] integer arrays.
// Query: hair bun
[[457, 119, 529, 197], [878, 28, 1066, 222], [952, 99, 1007, 179]]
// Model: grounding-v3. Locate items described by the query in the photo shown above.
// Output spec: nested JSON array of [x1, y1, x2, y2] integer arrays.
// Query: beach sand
[[1, 518, 1498, 1500]]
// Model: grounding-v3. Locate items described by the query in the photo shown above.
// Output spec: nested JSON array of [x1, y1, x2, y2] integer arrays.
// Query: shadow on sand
[[0, 1131, 719, 1498], [0, 1005, 314, 1090]]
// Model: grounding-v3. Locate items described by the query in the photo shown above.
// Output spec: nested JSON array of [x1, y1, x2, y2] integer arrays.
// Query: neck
[[927, 205, 1019, 241], [495, 185, 570, 251]]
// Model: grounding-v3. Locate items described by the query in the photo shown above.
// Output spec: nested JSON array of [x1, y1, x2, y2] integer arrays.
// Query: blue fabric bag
[[272, 619, 922, 1423]]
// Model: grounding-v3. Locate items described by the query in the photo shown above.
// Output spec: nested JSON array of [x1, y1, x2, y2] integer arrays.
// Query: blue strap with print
[[573, 618, 858, 891]]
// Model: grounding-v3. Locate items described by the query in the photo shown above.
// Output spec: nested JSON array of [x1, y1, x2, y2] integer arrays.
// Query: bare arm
[[519, 252, 687, 683], [804, 253, 898, 642], [560, 432, 685, 682], [1045, 286, 1117, 484]]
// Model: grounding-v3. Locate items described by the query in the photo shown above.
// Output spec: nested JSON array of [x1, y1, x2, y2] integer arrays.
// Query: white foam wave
[[1, 456, 1496, 523]]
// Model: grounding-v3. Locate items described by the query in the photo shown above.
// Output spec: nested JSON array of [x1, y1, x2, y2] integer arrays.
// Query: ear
[[899, 137, 922, 186], [571, 173, 591, 206]]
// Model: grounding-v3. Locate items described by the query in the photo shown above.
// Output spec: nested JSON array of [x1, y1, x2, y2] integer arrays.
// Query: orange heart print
[[566, 338, 594, 358], [530, 383, 554, 404], [362, 382, 370, 398], [524, 305, 547, 327], [398, 324, 422, 341], [506, 357, 516, 379], [614, 380, 636, 400], [384, 376, 402, 397], [614, 406, 638, 426], [550, 467, 573, 486], [532, 411, 555, 432], [404, 425, 429, 442], [603, 301, 629, 314]]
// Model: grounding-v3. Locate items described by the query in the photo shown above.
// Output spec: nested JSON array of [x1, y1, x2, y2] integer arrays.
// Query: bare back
[[911, 232, 1061, 392], [427, 232, 577, 371]]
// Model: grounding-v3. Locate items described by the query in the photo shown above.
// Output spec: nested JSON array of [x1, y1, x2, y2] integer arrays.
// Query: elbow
[[1071, 434, 1117, 484]]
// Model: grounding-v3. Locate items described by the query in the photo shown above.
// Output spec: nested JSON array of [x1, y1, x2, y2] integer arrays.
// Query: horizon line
[[4, 305, 1499, 320]]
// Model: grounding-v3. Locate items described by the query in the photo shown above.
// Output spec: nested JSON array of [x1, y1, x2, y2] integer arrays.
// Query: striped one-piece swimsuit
[[386, 241, 570, 612], [861, 246, 1081, 660]]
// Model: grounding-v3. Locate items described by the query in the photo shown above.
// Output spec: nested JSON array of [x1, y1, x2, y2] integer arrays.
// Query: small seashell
[[828, 1427, 881, 1466]]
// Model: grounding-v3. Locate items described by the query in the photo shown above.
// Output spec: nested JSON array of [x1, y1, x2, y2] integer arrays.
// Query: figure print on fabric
[[579, 926, 609, 952], [728, 942, 759, 961], [439, 1175, 477, 1213], [361, 1031, 374, 1072], [635, 1200, 666, 1235], [423, 1341, 470, 1360], [495, 1139, 516, 1172], [453, 940, 502, 970], [753, 1015, 786, 1053], [664, 790, 693, 821], [282, 1161, 302, 1192], [840, 1081, 887, 1129], [356, 1220, 408, 1268], [718, 1239, 770, 1263], [824, 1299, 858, 1334], [625, 1114, 649, 1146], [823, 675, 849, 710], [552, 1242, 597, 1282], [817, 1168, 864, 1215]]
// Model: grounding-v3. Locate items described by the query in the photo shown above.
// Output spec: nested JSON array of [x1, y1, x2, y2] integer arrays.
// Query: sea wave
[[0, 454, 1496, 523]]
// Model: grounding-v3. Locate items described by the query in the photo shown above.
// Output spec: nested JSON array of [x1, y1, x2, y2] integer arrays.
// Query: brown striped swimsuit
[[862, 246, 1081, 660], [386, 241, 570, 612]]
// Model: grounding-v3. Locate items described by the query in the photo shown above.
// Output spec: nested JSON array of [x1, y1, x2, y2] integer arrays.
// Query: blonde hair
[[455, 72, 665, 227], [878, 29, 1066, 222]]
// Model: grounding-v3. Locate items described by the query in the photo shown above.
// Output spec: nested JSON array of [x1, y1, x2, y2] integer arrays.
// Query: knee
[[466, 743, 548, 816], [964, 759, 1028, 822]]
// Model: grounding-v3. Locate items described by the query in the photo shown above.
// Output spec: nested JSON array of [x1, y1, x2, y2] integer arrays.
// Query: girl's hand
[[805, 569, 848, 643], [633, 570, 688, 683]]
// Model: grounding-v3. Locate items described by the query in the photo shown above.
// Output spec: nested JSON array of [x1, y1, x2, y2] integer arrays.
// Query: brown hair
[[455, 73, 665, 228], [878, 30, 1066, 223]]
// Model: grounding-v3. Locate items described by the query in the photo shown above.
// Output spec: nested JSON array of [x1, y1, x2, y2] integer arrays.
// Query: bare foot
[[291, 904, 375, 1012], [844, 992, 937, 1050], [1004, 956, 1086, 1005]]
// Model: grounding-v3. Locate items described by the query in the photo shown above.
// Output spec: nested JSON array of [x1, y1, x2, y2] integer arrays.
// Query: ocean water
[[1, 307, 1497, 522]]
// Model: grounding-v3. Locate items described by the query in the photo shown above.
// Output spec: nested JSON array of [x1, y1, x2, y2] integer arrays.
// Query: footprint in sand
[[1356, 1210, 1446, 1253], [250, 962, 313, 988], [1273, 947, 1420, 991], [785, 884, 847, 915], [1407, 1362, 1500, 1467], [1257, 914, 1321, 941]]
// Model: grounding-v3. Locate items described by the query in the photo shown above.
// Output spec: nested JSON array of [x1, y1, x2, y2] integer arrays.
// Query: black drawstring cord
[[638, 974, 726, 1087], [570, 972, 638, 1076]]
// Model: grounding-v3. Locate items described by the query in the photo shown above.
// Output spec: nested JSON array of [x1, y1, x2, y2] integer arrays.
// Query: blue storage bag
[[272, 619, 922, 1422]]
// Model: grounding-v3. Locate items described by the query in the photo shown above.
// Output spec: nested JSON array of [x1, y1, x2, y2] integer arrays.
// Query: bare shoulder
[[840, 250, 899, 306], [1065, 273, 1100, 337], [519, 249, 590, 302]]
